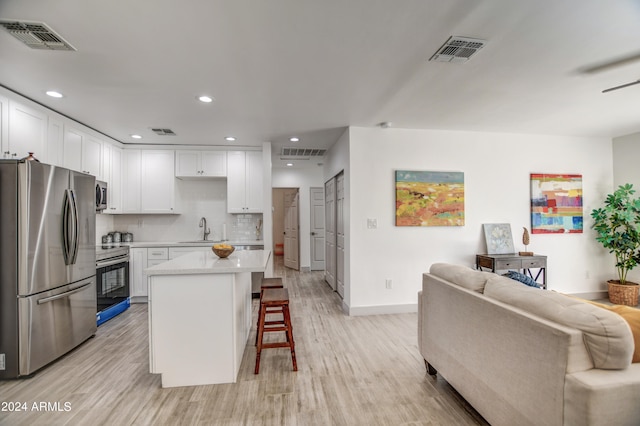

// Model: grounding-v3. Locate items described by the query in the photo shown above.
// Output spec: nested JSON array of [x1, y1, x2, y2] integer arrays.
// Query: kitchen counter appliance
[[0, 160, 97, 379], [96, 244, 130, 325]]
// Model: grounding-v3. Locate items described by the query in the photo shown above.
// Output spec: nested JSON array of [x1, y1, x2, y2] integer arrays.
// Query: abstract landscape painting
[[395, 170, 464, 226], [530, 173, 583, 234]]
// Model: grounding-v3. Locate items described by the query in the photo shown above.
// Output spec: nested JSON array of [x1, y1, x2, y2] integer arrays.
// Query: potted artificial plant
[[590, 183, 640, 306]]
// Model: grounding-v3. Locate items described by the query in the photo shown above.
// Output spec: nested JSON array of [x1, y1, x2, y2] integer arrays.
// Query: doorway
[[272, 188, 299, 270]]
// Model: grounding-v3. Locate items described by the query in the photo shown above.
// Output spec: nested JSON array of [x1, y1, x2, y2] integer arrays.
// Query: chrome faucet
[[199, 217, 210, 241]]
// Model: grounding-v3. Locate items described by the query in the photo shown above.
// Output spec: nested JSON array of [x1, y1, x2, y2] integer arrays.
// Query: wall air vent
[[0, 20, 76, 51], [151, 128, 177, 136], [280, 147, 326, 160], [429, 36, 486, 63]]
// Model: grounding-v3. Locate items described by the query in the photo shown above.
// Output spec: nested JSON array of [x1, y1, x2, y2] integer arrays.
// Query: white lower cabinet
[[130, 248, 148, 302], [131, 247, 171, 302]]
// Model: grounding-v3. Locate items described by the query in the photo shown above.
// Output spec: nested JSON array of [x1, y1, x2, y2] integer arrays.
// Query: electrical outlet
[[367, 218, 377, 229], [385, 279, 392, 289]]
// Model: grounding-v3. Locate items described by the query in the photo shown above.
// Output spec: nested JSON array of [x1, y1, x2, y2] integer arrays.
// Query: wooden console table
[[476, 254, 547, 289]]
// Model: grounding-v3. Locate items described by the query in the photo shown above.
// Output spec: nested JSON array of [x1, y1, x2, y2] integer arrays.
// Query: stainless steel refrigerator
[[0, 160, 97, 379]]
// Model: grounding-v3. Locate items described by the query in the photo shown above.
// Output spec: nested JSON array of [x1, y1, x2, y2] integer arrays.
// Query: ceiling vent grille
[[0, 20, 76, 51], [280, 147, 326, 158], [429, 36, 486, 63], [151, 128, 176, 136]]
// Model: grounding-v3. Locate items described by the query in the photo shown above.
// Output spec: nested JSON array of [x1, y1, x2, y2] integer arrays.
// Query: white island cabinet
[[146, 249, 270, 388]]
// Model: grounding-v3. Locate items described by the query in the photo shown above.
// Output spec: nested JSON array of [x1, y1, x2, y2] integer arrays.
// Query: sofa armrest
[[565, 364, 640, 426]]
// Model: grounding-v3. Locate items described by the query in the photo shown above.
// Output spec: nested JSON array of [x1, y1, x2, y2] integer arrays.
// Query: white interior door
[[284, 190, 299, 270], [310, 187, 325, 271], [336, 173, 345, 298], [324, 178, 336, 290]]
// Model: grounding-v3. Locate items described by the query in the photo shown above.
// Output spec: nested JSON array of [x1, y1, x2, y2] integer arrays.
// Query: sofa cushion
[[484, 275, 634, 370], [582, 300, 640, 363], [429, 263, 494, 293]]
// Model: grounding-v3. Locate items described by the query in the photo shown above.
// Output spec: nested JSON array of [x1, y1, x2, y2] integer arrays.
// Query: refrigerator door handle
[[62, 189, 79, 265], [70, 189, 79, 265], [36, 281, 93, 305]]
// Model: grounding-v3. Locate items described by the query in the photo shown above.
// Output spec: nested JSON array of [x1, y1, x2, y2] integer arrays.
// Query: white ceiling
[[1, 0, 640, 168]]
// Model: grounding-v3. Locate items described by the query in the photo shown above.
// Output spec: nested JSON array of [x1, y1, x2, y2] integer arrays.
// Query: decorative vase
[[607, 280, 639, 306]]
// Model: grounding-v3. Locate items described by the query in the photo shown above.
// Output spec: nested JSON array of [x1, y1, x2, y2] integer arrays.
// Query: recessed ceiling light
[[286, 163, 294, 167], [46, 90, 63, 98], [289, 137, 300, 142], [225, 136, 236, 142], [198, 95, 214, 103], [131, 134, 142, 139]]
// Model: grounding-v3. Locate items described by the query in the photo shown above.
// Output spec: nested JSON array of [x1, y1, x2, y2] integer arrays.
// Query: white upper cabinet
[[175, 150, 226, 177], [141, 150, 176, 213], [122, 149, 176, 214], [227, 150, 263, 213], [63, 126, 103, 178], [108, 145, 123, 214], [6, 101, 48, 162], [47, 117, 64, 167], [63, 127, 83, 171], [122, 149, 142, 213], [83, 135, 103, 178]]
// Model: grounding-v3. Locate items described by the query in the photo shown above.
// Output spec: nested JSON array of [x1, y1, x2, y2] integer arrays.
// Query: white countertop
[[145, 249, 270, 275], [125, 240, 264, 248]]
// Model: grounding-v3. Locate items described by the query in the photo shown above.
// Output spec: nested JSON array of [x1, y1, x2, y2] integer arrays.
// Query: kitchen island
[[145, 249, 271, 388]]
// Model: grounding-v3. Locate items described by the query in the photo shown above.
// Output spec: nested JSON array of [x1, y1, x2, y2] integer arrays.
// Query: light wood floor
[[0, 258, 487, 426]]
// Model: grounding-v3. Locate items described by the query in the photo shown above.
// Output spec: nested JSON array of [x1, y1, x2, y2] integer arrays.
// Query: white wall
[[612, 131, 640, 284], [272, 165, 325, 269], [346, 126, 614, 314]]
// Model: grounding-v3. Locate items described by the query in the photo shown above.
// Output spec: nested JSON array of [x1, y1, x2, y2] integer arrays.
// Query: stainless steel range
[[96, 244, 130, 326]]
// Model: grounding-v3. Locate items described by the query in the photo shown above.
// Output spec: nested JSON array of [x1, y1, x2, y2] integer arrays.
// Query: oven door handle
[[37, 282, 93, 305], [96, 255, 130, 268]]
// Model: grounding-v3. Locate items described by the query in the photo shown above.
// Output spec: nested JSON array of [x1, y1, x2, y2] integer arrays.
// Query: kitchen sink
[[177, 240, 220, 244]]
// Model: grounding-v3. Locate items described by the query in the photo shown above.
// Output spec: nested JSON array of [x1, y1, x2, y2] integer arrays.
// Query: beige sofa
[[418, 263, 640, 426]]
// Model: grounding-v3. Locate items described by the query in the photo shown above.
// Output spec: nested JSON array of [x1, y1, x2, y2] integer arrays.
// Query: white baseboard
[[569, 291, 608, 300], [344, 303, 418, 316]]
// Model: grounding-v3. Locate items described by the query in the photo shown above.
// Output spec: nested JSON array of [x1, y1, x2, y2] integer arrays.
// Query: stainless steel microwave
[[96, 180, 107, 212]]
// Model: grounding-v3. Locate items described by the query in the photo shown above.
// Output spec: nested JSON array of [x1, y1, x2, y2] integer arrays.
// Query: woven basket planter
[[607, 280, 639, 306]]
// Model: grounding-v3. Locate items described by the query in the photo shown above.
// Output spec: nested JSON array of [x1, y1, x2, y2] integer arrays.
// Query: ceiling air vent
[[151, 128, 177, 136], [429, 36, 486, 63], [0, 20, 76, 51], [280, 147, 327, 160]]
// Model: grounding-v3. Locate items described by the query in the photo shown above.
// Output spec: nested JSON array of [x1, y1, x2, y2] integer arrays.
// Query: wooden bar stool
[[255, 287, 297, 374], [255, 277, 284, 345]]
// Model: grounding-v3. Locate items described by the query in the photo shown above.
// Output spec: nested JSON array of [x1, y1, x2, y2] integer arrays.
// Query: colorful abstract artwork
[[395, 170, 464, 226], [530, 173, 583, 234], [483, 223, 515, 254]]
